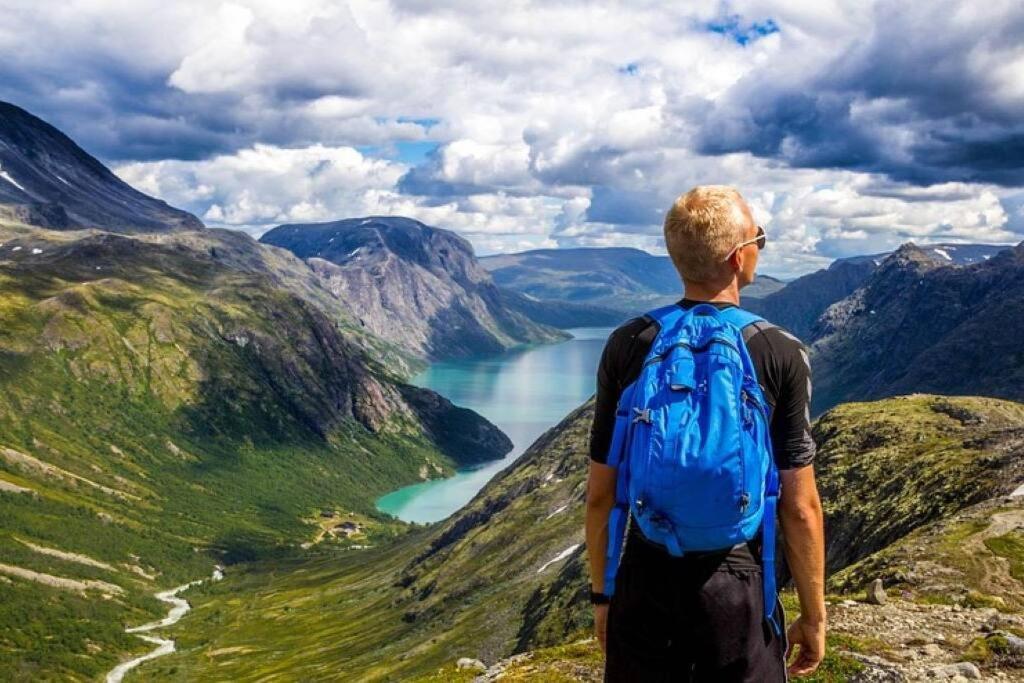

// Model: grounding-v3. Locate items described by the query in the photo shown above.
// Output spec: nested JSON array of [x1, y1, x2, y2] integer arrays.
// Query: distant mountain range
[[809, 242, 1024, 413], [260, 217, 572, 361], [481, 246, 786, 314], [747, 243, 1013, 342], [0, 101, 202, 232]]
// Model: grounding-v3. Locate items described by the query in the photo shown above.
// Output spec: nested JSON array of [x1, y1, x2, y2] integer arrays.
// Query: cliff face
[[746, 257, 878, 342], [260, 216, 569, 360], [810, 242, 1024, 413], [0, 101, 202, 232]]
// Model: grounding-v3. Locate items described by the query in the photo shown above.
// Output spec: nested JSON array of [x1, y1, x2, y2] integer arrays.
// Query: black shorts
[[605, 529, 788, 682]]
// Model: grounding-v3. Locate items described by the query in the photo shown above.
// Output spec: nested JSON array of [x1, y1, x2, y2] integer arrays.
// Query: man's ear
[[726, 247, 744, 274]]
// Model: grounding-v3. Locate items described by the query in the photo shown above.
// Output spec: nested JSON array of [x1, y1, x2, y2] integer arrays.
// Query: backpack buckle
[[631, 407, 652, 424]]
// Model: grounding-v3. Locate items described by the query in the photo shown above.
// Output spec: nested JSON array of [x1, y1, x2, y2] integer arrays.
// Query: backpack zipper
[[739, 389, 756, 516]]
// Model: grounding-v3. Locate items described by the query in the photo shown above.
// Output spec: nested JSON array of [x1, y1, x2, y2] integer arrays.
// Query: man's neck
[[682, 279, 741, 306]]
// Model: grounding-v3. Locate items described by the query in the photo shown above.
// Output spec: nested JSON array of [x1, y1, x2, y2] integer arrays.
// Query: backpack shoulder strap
[[716, 307, 780, 344], [637, 303, 688, 351], [641, 303, 686, 330], [716, 305, 762, 330]]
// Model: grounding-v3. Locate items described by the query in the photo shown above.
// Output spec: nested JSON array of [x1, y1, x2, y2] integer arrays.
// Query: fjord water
[[376, 327, 615, 523]]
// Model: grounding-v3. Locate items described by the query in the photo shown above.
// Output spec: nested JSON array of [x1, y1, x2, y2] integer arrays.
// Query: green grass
[[985, 533, 1024, 583], [0, 228, 501, 680]]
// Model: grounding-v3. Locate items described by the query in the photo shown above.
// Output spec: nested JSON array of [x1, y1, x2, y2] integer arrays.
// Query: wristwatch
[[589, 588, 610, 605]]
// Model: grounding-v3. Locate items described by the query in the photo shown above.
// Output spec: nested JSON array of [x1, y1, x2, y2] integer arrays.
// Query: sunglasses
[[724, 225, 766, 260]]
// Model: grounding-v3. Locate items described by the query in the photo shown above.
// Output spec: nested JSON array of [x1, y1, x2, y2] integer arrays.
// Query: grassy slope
[[0, 225, 505, 681], [813, 395, 1024, 575], [149, 402, 593, 681], [149, 393, 1024, 681]]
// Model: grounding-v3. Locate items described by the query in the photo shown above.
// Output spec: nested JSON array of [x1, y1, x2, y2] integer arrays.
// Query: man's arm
[[586, 461, 617, 595], [585, 327, 626, 652], [780, 465, 826, 676], [769, 335, 825, 676]]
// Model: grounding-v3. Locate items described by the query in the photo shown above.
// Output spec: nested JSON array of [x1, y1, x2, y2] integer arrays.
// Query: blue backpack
[[603, 302, 782, 636]]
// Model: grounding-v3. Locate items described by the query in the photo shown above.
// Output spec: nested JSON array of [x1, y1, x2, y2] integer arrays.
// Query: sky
[[1, 0, 1022, 278]]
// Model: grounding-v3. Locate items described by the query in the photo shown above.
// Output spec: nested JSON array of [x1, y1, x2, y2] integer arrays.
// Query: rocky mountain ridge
[[0, 101, 202, 233], [746, 242, 1013, 344], [810, 241, 1024, 413], [261, 217, 570, 360]]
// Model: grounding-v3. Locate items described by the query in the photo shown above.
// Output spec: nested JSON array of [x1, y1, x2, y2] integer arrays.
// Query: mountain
[[810, 241, 1024, 413], [494, 287, 630, 328], [0, 224, 512, 681], [0, 101, 202, 233], [150, 393, 1024, 681], [815, 397, 1024, 596], [480, 246, 786, 314], [260, 217, 571, 361], [746, 243, 1013, 344], [745, 257, 878, 342]]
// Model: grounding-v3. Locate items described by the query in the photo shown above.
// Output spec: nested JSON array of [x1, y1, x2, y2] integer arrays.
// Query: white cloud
[[117, 144, 406, 234], [2, 0, 1019, 278]]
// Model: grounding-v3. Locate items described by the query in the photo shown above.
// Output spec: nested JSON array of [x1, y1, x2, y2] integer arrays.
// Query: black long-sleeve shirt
[[589, 298, 816, 564]]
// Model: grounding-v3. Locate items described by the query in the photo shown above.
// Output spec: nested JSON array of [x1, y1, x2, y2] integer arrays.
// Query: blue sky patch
[[706, 15, 779, 46], [395, 141, 440, 165], [397, 116, 441, 129], [359, 141, 440, 165]]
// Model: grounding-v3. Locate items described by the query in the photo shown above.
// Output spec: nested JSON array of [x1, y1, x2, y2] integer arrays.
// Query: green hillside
[[144, 394, 1024, 681], [0, 224, 511, 681]]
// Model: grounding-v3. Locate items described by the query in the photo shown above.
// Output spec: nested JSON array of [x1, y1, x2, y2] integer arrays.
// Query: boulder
[[866, 578, 888, 605], [456, 657, 486, 672], [927, 662, 982, 679]]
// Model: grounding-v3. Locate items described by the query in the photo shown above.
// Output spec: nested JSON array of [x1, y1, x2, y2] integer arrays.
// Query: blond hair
[[663, 185, 749, 283]]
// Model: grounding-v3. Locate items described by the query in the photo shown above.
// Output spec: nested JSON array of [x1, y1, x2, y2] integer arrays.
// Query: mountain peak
[[878, 241, 945, 273], [0, 100, 202, 233], [261, 216, 569, 360]]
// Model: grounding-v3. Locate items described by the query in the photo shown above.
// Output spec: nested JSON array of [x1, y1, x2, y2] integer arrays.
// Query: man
[[585, 186, 826, 681]]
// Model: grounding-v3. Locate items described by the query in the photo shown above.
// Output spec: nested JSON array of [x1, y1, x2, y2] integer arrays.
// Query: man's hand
[[786, 614, 825, 676], [593, 604, 609, 652]]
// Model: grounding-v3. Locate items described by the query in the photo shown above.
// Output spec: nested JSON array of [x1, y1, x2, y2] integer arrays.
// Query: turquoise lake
[[375, 327, 615, 523]]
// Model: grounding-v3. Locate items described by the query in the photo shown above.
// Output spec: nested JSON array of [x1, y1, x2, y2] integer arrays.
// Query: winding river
[[106, 568, 222, 682], [376, 326, 614, 523]]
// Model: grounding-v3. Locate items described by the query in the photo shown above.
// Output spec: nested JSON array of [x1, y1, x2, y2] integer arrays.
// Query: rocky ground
[[430, 594, 1024, 682], [829, 597, 1024, 681]]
